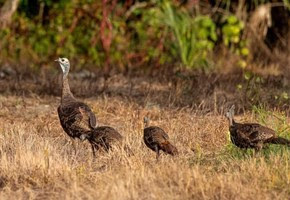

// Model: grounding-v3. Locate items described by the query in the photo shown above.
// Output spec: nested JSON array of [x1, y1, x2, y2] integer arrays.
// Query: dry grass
[[0, 94, 289, 200]]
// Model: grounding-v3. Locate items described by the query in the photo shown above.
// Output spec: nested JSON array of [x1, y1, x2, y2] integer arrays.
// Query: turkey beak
[[55, 58, 60, 62]]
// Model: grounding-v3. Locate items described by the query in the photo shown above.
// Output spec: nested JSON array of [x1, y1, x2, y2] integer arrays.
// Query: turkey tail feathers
[[269, 137, 290, 146], [160, 141, 178, 156]]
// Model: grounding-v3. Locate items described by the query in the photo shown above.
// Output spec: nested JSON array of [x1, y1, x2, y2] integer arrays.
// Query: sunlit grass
[[0, 95, 289, 199]]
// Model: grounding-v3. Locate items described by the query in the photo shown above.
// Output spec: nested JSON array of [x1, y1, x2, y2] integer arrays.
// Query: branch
[[0, 0, 20, 29]]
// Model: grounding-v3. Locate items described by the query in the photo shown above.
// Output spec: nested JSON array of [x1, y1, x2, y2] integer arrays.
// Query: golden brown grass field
[[0, 85, 289, 199]]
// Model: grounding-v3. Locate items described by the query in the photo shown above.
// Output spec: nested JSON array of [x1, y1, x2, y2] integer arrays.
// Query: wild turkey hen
[[143, 117, 178, 160], [226, 105, 290, 150], [56, 57, 98, 154], [56, 57, 123, 157]]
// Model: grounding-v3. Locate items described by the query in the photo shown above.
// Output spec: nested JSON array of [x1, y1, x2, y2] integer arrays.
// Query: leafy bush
[[0, 0, 288, 71], [222, 15, 249, 68], [159, 1, 217, 68], [0, 0, 105, 68]]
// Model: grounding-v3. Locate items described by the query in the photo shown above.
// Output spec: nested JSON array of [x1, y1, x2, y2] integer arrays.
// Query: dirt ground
[[1, 69, 289, 112]]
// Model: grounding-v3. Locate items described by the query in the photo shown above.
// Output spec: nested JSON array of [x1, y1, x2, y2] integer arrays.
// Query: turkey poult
[[80, 126, 123, 157], [143, 117, 178, 160], [226, 105, 290, 151]]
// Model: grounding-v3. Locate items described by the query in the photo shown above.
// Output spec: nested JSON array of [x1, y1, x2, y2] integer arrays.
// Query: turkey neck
[[144, 120, 149, 128], [228, 117, 235, 127], [61, 75, 75, 103]]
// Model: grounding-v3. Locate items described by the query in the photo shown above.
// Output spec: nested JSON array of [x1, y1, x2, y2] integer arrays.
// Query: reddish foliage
[[100, 0, 117, 66]]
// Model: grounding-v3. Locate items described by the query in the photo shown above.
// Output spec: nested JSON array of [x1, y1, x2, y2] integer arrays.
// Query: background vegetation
[[0, 0, 289, 71], [0, 0, 289, 110]]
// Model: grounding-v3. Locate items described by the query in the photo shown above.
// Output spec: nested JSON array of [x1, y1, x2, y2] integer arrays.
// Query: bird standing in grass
[[56, 57, 123, 157], [56, 57, 98, 155], [80, 126, 123, 157], [226, 105, 290, 151], [143, 117, 178, 160]]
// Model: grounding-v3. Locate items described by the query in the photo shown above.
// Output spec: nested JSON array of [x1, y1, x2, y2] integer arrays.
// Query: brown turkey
[[55, 58, 109, 156], [56, 58, 96, 153], [80, 126, 123, 156], [226, 105, 290, 151], [143, 117, 178, 160]]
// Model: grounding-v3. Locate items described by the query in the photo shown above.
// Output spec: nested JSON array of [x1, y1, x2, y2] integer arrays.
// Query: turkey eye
[[61, 59, 64, 62]]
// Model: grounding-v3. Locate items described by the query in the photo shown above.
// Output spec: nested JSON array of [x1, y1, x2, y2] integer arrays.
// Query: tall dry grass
[[0, 95, 289, 200]]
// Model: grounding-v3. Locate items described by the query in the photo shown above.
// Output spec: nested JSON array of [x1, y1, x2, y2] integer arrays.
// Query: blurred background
[[0, 0, 289, 111]]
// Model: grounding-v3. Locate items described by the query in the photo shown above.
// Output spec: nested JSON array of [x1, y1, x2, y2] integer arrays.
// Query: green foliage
[[159, 1, 217, 68], [125, 4, 170, 67], [0, 0, 288, 71], [124, 0, 217, 69], [0, 0, 220, 70], [0, 1, 105, 67], [222, 15, 249, 68], [283, 0, 290, 9], [222, 15, 243, 46]]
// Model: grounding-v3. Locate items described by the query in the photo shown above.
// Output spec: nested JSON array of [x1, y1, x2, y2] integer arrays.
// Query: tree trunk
[[0, 0, 20, 29]]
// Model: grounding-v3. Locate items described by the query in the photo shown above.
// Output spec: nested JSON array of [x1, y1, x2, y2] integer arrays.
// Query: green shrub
[[222, 15, 249, 68], [159, 0, 217, 68], [1, 0, 287, 71]]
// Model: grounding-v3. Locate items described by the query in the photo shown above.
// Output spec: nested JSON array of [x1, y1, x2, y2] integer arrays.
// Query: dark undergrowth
[[0, 67, 289, 114]]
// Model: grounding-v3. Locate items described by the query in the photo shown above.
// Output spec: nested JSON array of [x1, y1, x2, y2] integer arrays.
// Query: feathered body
[[143, 118, 178, 159], [57, 101, 97, 139], [56, 58, 122, 157], [88, 126, 123, 152], [226, 105, 290, 150], [56, 58, 97, 141]]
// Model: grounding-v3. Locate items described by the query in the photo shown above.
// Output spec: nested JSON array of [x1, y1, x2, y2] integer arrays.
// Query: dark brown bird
[[80, 126, 123, 156], [226, 105, 290, 151], [56, 58, 97, 154], [56, 57, 123, 157], [143, 117, 178, 160]]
